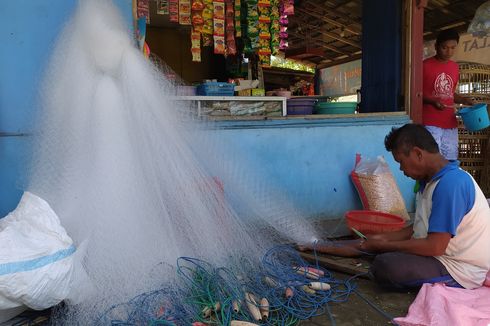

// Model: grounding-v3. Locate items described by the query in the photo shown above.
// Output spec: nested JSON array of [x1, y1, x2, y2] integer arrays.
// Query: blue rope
[[96, 244, 365, 325]]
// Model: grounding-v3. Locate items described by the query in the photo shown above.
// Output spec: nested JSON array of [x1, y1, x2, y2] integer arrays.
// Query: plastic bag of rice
[[350, 154, 410, 221]]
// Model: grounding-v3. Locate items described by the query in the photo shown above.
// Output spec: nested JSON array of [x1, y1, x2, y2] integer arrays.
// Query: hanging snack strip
[[179, 0, 191, 25], [269, 0, 280, 55], [192, 0, 205, 32], [137, 0, 150, 23], [213, 0, 226, 54], [257, 0, 271, 66], [157, 0, 170, 15], [278, 0, 293, 50], [246, 0, 259, 53], [169, 0, 179, 22], [225, 0, 237, 55], [191, 31, 202, 62], [191, 0, 204, 61], [202, 0, 214, 46], [234, 0, 241, 37]]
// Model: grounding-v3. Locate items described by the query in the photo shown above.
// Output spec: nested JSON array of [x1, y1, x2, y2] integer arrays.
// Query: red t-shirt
[[422, 57, 459, 128]]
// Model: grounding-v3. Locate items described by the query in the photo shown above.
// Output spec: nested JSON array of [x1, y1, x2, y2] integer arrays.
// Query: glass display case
[[174, 96, 287, 117]]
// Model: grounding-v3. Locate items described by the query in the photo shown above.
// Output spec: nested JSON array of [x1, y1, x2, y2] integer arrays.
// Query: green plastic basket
[[315, 102, 357, 114]]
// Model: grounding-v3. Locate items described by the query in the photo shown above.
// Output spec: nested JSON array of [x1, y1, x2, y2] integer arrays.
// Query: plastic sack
[[468, 1, 490, 37], [0, 192, 75, 310], [350, 154, 410, 221], [485, 270, 490, 287]]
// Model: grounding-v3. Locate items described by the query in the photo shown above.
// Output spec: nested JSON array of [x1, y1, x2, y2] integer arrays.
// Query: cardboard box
[[237, 89, 252, 96]]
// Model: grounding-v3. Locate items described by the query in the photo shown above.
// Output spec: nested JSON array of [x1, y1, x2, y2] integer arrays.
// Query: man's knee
[[371, 253, 397, 280], [370, 253, 410, 289]]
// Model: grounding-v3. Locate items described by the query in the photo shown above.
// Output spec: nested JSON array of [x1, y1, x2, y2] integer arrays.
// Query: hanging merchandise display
[[137, 0, 150, 24], [213, 0, 226, 54], [191, 0, 204, 61], [160, 0, 292, 64], [257, 0, 271, 66], [202, 0, 214, 46], [179, 0, 192, 25], [157, 0, 169, 15], [269, 0, 280, 55], [279, 0, 293, 50], [191, 31, 202, 62], [191, 0, 204, 31], [234, 0, 241, 37], [169, 0, 179, 22], [225, 0, 237, 55], [245, 0, 259, 53]]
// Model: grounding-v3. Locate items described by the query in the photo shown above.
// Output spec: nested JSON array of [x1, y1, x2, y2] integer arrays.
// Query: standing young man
[[422, 29, 474, 161]]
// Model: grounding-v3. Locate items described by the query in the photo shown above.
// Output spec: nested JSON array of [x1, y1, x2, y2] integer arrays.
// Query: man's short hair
[[436, 28, 460, 45], [385, 124, 439, 155]]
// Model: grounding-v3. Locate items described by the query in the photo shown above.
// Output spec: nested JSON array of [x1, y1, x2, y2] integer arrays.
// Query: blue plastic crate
[[197, 82, 235, 96]]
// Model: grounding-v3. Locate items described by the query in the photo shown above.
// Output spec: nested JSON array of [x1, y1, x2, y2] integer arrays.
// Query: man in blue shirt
[[299, 124, 490, 289], [364, 123, 490, 289]]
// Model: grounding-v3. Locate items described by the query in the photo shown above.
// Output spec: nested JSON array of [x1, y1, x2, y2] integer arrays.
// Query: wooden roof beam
[[288, 31, 351, 56], [308, 0, 361, 30], [284, 47, 328, 58], [316, 53, 362, 69], [299, 4, 361, 35], [295, 8, 361, 48]]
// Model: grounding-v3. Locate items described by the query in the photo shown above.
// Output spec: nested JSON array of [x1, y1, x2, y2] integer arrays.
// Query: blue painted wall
[[211, 116, 415, 219], [0, 0, 133, 216]]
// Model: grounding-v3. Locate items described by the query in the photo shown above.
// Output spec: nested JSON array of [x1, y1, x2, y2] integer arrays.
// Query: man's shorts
[[425, 126, 458, 161], [370, 252, 462, 289]]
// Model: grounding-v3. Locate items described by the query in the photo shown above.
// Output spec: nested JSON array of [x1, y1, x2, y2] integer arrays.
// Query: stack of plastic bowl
[[286, 98, 317, 115]]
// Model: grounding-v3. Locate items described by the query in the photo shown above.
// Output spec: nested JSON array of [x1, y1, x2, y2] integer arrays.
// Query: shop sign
[[318, 59, 362, 96], [424, 33, 490, 65]]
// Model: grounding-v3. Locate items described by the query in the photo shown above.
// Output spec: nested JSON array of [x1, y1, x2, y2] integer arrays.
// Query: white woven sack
[[0, 192, 75, 310]]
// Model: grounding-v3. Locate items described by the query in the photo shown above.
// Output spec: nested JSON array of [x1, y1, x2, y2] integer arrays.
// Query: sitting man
[[301, 123, 490, 290]]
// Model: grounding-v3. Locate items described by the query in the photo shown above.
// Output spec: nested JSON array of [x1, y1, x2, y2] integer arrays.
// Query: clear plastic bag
[[350, 154, 410, 221], [468, 1, 490, 37]]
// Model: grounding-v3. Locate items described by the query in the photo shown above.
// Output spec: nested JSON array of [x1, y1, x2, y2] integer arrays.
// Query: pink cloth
[[485, 270, 490, 287], [394, 274, 490, 326]]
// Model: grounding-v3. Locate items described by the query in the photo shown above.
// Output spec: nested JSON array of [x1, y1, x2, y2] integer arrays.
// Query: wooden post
[[409, 0, 427, 123]]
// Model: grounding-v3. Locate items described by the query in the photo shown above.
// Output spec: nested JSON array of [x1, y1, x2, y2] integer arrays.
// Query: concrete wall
[[211, 115, 415, 219], [0, 0, 133, 216]]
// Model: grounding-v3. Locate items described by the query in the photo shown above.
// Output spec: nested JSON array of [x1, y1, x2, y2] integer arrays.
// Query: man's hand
[[454, 93, 475, 106], [360, 238, 389, 252], [434, 101, 445, 110]]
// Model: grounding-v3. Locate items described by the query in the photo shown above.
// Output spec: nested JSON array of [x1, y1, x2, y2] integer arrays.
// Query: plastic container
[[176, 85, 196, 96], [287, 98, 317, 115], [458, 103, 490, 131], [196, 82, 235, 96], [287, 106, 314, 115], [345, 210, 405, 234], [315, 102, 357, 114]]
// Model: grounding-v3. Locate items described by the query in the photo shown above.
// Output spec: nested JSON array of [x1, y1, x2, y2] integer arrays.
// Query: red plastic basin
[[345, 210, 405, 234]]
